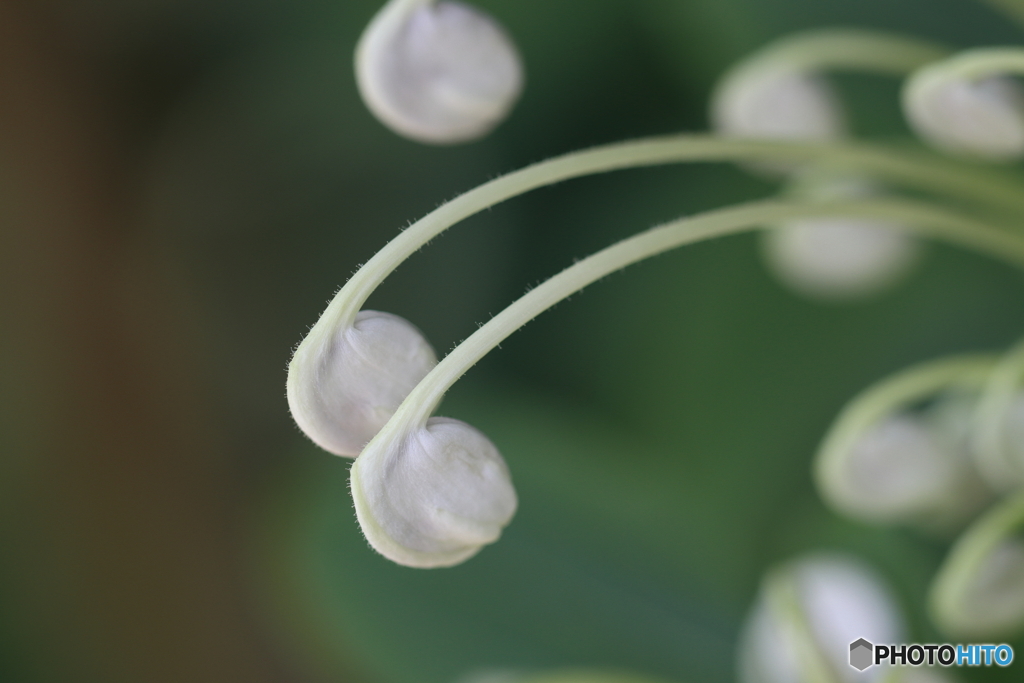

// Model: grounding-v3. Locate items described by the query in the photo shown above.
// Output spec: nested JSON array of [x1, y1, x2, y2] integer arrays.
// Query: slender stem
[[380, 198, 1024, 434], [730, 28, 948, 76], [919, 47, 1024, 81], [311, 135, 1024, 343]]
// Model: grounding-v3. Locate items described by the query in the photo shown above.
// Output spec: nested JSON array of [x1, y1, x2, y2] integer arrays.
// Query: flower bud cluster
[[289, 304, 517, 568], [817, 351, 1024, 639]]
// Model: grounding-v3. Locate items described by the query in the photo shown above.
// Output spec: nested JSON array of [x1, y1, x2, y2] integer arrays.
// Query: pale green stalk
[[376, 198, 1024, 436], [726, 28, 948, 75], [918, 47, 1024, 80], [305, 135, 1024, 356]]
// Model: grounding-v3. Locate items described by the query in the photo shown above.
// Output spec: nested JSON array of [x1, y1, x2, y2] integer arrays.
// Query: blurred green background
[[3, 0, 1024, 681]]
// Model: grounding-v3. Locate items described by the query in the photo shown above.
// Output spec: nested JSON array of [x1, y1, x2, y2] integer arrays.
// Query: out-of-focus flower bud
[[738, 554, 903, 683], [821, 399, 990, 529], [355, 0, 524, 144], [351, 416, 517, 567], [712, 66, 845, 144], [287, 310, 437, 457], [763, 176, 919, 301], [816, 356, 996, 532], [903, 50, 1024, 160], [931, 491, 1024, 639]]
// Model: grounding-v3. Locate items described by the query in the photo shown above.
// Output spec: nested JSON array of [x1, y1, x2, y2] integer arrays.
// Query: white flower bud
[[903, 66, 1024, 160], [763, 177, 919, 300], [355, 0, 524, 144], [819, 397, 991, 530], [739, 555, 903, 683], [287, 310, 437, 457], [351, 416, 517, 568], [711, 66, 845, 143]]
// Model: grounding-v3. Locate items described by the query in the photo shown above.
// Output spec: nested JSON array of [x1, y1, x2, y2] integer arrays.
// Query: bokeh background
[[3, 0, 1024, 681]]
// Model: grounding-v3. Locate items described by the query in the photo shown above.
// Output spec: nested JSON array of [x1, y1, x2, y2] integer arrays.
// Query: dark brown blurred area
[[0, 2, 289, 680]]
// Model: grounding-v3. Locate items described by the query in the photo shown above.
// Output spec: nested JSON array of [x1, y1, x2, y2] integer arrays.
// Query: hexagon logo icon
[[850, 638, 874, 671]]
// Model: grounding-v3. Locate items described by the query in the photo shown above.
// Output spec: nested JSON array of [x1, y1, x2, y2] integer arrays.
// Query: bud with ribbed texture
[[351, 416, 517, 568], [287, 310, 437, 457], [738, 554, 903, 683], [355, 0, 524, 144]]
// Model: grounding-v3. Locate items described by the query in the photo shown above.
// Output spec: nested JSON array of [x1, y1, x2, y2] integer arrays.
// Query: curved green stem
[[377, 198, 1024, 436], [916, 47, 1024, 81], [725, 28, 948, 76], [303, 135, 1024, 354]]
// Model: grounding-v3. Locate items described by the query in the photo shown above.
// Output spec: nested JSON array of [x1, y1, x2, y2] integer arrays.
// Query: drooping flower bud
[[287, 310, 437, 457], [903, 57, 1024, 160], [355, 0, 524, 144], [931, 491, 1024, 638], [711, 66, 845, 144], [763, 176, 919, 301], [351, 416, 517, 568], [823, 399, 991, 530], [738, 554, 903, 683]]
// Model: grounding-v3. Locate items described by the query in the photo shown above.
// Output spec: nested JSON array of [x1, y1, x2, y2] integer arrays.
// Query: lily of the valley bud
[[903, 62, 1024, 160], [822, 398, 991, 530], [355, 0, 524, 144], [711, 65, 845, 144], [817, 356, 998, 532], [931, 491, 1024, 639], [763, 177, 918, 301], [351, 416, 517, 568], [287, 310, 437, 457], [738, 554, 903, 683]]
